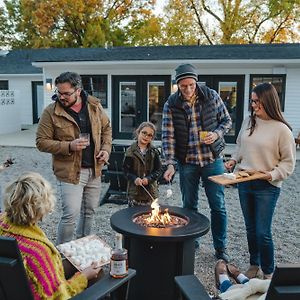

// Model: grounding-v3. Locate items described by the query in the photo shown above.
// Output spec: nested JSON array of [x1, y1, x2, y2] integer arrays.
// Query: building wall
[[285, 68, 300, 135], [0, 75, 43, 128], [1, 61, 299, 138]]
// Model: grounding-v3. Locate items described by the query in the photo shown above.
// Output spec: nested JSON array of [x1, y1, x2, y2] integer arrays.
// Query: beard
[[58, 95, 78, 108]]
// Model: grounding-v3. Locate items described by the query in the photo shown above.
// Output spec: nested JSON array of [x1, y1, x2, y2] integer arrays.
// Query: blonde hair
[[3, 172, 56, 226], [134, 121, 156, 139]]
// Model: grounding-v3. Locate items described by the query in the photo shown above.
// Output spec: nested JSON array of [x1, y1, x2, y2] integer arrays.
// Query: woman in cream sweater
[[225, 83, 296, 280]]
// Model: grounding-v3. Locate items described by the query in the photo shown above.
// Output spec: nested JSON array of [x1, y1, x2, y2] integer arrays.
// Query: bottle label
[[110, 260, 127, 276]]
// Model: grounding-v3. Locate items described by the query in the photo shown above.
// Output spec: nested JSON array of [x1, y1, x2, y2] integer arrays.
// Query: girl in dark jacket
[[123, 122, 162, 206]]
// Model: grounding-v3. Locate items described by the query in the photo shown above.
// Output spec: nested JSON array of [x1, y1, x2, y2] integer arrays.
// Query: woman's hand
[[224, 159, 236, 172], [260, 171, 272, 181], [81, 262, 101, 280]]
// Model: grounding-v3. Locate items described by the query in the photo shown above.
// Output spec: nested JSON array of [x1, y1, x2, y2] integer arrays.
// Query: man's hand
[[70, 138, 89, 152], [163, 164, 175, 182], [203, 132, 219, 145], [96, 150, 109, 164]]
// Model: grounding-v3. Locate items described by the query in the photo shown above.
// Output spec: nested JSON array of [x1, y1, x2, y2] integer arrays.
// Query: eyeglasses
[[55, 89, 77, 97], [141, 131, 154, 138], [250, 98, 260, 105]]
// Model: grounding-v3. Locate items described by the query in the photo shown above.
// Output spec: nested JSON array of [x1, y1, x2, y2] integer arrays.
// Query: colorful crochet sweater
[[0, 214, 88, 299]]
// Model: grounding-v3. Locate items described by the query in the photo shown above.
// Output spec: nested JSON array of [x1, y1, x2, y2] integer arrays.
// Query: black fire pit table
[[110, 205, 210, 300]]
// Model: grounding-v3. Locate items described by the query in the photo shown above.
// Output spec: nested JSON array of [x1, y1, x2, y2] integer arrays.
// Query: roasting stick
[[140, 184, 156, 202]]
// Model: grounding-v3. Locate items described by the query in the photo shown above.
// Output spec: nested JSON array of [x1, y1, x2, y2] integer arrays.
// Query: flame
[[145, 199, 171, 226]]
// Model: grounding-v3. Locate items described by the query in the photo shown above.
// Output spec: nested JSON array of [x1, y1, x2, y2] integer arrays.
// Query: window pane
[[0, 81, 9, 90], [251, 75, 285, 111], [219, 82, 237, 137], [120, 82, 136, 133], [148, 82, 165, 134], [81, 75, 107, 108]]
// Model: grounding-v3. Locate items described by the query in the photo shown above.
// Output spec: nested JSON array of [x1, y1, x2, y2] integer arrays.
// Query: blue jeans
[[56, 168, 101, 244], [178, 159, 227, 250], [238, 180, 280, 275]]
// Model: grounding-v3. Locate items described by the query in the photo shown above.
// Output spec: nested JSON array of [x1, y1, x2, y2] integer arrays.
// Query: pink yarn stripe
[[18, 236, 59, 286], [24, 255, 53, 296], [0, 220, 9, 229], [18, 241, 59, 296]]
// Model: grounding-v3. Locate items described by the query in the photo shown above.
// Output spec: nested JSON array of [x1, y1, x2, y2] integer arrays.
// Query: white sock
[[237, 273, 249, 283], [219, 274, 230, 284]]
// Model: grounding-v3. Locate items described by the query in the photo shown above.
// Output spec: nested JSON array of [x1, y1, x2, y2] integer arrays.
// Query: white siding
[[284, 69, 300, 136]]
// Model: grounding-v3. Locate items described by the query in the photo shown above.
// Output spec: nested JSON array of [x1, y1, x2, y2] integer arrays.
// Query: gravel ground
[[1, 146, 299, 297]]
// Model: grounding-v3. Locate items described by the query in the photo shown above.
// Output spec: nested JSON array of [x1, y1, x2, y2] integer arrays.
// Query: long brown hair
[[248, 83, 292, 135]]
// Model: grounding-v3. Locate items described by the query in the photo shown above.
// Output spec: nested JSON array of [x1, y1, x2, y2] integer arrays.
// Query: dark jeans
[[178, 158, 227, 250], [238, 180, 280, 275]]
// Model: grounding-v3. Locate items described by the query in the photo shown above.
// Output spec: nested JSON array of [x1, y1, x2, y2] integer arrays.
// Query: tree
[[160, 0, 198, 45], [162, 0, 300, 44], [0, 0, 157, 48]]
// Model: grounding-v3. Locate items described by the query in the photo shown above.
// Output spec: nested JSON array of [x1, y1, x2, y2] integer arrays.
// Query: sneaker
[[215, 249, 230, 263], [245, 265, 260, 279]]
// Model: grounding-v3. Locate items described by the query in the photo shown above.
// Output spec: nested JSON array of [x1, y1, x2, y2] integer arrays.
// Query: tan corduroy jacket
[[36, 94, 112, 184]]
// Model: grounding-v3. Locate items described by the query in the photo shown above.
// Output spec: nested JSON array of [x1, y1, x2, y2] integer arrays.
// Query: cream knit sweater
[[231, 116, 296, 187]]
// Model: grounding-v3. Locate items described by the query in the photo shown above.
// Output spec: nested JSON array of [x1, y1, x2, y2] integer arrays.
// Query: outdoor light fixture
[[45, 78, 53, 91], [171, 79, 178, 93]]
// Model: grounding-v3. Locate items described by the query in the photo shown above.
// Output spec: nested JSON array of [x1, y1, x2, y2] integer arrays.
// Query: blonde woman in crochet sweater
[[0, 172, 100, 300]]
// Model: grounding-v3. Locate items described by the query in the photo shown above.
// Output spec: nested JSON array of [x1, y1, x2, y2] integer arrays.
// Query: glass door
[[198, 75, 245, 143], [148, 82, 165, 135], [120, 82, 137, 134], [112, 76, 171, 140]]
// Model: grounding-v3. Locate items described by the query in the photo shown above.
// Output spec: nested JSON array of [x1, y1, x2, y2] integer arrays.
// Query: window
[[81, 75, 107, 108], [0, 80, 8, 90], [250, 75, 286, 111]]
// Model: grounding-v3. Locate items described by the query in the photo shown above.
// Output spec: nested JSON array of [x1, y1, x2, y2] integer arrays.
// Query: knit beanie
[[175, 64, 198, 83]]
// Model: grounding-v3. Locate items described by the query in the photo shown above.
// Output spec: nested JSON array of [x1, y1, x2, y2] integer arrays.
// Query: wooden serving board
[[208, 172, 267, 186]]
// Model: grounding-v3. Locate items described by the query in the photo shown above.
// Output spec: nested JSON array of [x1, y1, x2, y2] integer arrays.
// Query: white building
[[0, 44, 299, 142]]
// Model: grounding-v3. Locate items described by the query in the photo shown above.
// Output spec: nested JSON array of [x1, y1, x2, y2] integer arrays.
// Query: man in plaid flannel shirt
[[162, 63, 232, 262]]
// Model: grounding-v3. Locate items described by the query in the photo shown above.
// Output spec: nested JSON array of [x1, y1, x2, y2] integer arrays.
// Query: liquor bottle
[[110, 233, 128, 278]]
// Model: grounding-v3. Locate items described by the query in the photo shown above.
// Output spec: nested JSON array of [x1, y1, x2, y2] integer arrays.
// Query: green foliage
[[0, 0, 299, 48]]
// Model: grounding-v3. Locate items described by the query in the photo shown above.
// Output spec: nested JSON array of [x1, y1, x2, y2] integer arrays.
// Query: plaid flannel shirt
[[162, 89, 231, 167]]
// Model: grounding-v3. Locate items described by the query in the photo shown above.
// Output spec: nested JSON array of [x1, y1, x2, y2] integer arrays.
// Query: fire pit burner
[[110, 206, 210, 300], [133, 212, 188, 228]]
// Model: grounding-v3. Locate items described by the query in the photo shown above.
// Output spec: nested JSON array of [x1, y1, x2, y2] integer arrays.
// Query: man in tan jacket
[[36, 72, 112, 244]]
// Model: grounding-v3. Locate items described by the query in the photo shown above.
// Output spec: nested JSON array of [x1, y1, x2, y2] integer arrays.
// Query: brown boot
[[245, 265, 260, 279]]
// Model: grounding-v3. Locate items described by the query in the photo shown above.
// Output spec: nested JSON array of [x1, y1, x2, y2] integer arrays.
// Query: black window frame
[[249, 74, 286, 111], [0, 80, 9, 90], [81, 75, 108, 108]]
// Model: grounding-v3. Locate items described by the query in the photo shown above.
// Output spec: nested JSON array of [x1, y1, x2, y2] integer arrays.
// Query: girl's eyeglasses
[[141, 131, 154, 138]]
